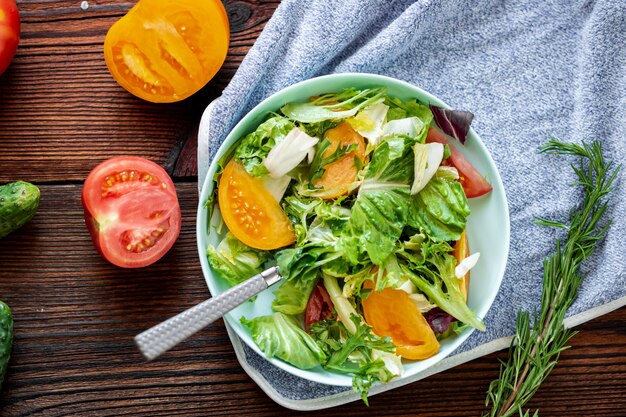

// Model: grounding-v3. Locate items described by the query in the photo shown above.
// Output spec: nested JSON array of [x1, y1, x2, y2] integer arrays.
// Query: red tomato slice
[[305, 283, 334, 329], [426, 128, 493, 198], [82, 157, 181, 268]]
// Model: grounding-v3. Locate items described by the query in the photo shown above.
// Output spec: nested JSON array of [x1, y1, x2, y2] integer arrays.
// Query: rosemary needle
[[484, 139, 621, 417]]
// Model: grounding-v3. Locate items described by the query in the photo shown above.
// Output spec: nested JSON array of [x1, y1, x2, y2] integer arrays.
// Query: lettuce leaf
[[272, 278, 317, 315], [348, 132, 470, 265], [382, 117, 424, 141], [263, 127, 318, 178], [350, 102, 389, 145], [348, 136, 415, 265], [281, 88, 386, 123], [241, 313, 326, 369], [385, 97, 433, 127], [233, 115, 295, 176], [299, 119, 341, 138], [408, 168, 470, 242], [275, 219, 348, 283], [206, 233, 270, 287]]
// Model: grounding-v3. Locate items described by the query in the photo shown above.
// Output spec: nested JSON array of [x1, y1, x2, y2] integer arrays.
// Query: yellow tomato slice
[[313, 122, 366, 199], [362, 281, 440, 360], [452, 229, 470, 301], [218, 159, 296, 250], [103, 0, 229, 103]]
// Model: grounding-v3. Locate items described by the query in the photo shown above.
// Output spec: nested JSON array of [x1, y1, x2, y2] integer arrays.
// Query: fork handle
[[135, 266, 281, 360]]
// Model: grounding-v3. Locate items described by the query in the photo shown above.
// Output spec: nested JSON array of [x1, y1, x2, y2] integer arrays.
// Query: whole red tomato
[[0, 0, 19, 76]]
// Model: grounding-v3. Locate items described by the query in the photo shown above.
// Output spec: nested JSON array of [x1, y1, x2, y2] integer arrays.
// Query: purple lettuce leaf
[[429, 105, 474, 144]]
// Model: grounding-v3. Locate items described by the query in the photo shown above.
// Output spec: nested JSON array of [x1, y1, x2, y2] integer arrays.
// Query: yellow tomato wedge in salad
[[453, 229, 470, 301], [218, 159, 295, 250], [362, 279, 440, 360], [313, 122, 366, 199]]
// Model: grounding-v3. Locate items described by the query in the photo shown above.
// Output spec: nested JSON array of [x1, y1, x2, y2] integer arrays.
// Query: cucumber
[[0, 181, 40, 239], [0, 301, 12, 390]]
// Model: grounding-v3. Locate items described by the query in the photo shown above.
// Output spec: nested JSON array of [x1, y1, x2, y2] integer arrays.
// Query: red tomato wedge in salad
[[305, 283, 334, 329], [82, 157, 181, 268], [426, 128, 493, 198]]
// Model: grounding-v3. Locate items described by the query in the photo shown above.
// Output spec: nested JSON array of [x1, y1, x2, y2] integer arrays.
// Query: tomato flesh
[[426, 128, 493, 198], [305, 283, 334, 329], [313, 122, 366, 199], [0, 0, 19, 76], [82, 157, 181, 268], [362, 280, 440, 360], [103, 0, 229, 103], [218, 159, 296, 250], [452, 229, 470, 301]]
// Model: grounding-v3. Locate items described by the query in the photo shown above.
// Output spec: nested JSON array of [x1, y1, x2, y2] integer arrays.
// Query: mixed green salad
[[206, 87, 492, 403]]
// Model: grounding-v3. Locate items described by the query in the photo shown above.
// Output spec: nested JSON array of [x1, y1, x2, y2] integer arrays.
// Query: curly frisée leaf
[[399, 240, 485, 331], [206, 232, 270, 287], [309, 315, 397, 405], [385, 97, 433, 126]]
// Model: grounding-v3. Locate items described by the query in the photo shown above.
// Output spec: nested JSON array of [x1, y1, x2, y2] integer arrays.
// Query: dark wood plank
[[0, 183, 625, 416], [0, 0, 280, 183]]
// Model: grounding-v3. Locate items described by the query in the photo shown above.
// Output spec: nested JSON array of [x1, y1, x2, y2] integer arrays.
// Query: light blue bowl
[[197, 73, 510, 386]]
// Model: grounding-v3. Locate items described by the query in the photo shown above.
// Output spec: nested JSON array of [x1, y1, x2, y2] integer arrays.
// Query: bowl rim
[[196, 72, 510, 386]]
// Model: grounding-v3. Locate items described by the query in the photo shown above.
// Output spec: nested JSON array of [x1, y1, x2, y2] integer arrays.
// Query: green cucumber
[[0, 301, 12, 390], [0, 181, 40, 239]]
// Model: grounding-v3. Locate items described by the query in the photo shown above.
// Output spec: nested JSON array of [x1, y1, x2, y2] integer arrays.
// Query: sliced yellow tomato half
[[103, 0, 229, 103], [218, 159, 295, 250]]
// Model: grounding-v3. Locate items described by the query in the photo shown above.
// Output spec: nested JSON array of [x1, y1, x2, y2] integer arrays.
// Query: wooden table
[[1, 1, 625, 415]]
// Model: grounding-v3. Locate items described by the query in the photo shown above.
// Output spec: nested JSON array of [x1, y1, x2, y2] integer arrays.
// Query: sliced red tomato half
[[426, 127, 493, 198], [82, 157, 181, 268]]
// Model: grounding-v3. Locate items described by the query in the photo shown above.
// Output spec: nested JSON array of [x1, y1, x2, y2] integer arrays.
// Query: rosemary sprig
[[484, 139, 621, 417]]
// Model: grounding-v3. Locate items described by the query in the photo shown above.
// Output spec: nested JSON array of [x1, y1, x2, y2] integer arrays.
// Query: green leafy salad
[[206, 87, 492, 403]]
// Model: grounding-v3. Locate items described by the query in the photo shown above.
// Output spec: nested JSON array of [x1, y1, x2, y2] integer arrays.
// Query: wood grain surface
[[1, 1, 625, 416]]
